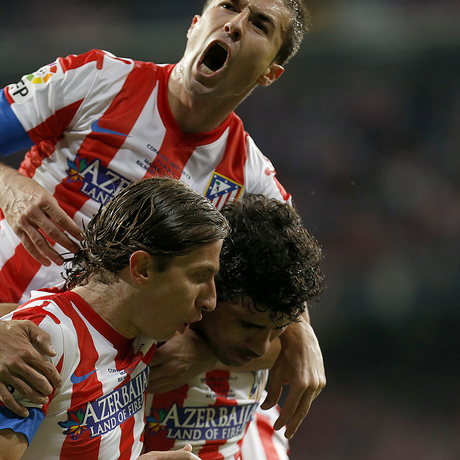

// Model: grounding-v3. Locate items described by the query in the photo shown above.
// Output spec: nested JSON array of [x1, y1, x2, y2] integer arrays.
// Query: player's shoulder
[[57, 49, 132, 72]]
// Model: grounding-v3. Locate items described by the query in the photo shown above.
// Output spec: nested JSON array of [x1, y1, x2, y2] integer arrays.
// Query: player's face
[[134, 240, 223, 342], [180, 0, 289, 99], [194, 300, 291, 366]]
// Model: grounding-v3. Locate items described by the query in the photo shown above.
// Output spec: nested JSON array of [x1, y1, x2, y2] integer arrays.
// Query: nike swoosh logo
[[71, 369, 97, 384], [91, 119, 130, 137]]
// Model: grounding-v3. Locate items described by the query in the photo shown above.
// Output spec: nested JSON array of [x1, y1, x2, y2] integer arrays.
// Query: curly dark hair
[[64, 177, 229, 289], [216, 194, 324, 323]]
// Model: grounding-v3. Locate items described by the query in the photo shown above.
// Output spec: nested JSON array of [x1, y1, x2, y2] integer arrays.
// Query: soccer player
[[0, 0, 323, 441], [0, 176, 229, 459], [143, 194, 324, 459]]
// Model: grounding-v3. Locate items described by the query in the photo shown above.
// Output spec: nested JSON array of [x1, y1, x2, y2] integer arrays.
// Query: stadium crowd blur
[[1, 0, 459, 458]]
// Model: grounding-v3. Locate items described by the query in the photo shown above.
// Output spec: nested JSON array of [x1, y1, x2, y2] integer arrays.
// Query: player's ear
[[257, 63, 284, 87], [129, 251, 152, 284], [187, 15, 201, 39]]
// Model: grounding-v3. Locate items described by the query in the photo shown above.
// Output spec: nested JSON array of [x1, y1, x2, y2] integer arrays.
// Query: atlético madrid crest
[[205, 173, 243, 210]]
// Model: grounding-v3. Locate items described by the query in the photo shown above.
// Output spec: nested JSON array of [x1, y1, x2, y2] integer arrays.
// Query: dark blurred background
[[1, 1, 459, 458]]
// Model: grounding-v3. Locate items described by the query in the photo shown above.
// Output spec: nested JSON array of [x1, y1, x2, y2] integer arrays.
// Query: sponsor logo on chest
[[58, 366, 149, 440], [66, 154, 133, 205], [146, 402, 258, 442]]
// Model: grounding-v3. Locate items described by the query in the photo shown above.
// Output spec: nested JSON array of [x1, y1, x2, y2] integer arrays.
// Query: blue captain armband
[[0, 91, 34, 156], [0, 405, 45, 445]]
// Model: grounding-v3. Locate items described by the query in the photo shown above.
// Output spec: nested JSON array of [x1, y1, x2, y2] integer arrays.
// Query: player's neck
[[167, 69, 243, 133], [73, 279, 137, 339]]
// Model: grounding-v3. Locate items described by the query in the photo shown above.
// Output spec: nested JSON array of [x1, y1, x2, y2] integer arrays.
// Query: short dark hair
[[216, 194, 324, 323], [65, 177, 229, 288], [202, 0, 311, 66]]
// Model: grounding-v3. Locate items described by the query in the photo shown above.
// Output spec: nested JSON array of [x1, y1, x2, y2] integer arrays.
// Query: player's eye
[[221, 1, 236, 11], [253, 21, 268, 33]]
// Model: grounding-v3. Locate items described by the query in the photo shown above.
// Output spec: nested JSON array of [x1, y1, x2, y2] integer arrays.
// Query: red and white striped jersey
[[144, 369, 269, 459], [0, 49, 291, 303], [240, 402, 290, 460], [0, 289, 156, 459]]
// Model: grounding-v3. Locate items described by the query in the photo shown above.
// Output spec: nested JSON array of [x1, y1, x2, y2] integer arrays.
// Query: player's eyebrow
[[231, 0, 278, 31]]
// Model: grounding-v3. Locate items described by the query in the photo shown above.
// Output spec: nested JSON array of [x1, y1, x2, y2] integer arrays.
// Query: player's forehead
[[206, 0, 291, 19]]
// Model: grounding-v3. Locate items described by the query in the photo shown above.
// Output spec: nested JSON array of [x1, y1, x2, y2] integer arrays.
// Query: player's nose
[[247, 332, 271, 357], [224, 10, 248, 41], [197, 279, 217, 312]]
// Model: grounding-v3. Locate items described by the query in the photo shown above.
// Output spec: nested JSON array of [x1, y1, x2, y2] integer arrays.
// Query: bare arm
[[0, 304, 19, 318], [148, 329, 218, 394], [0, 163, 83, 266], [148, 331, 281, 395], [0, 317, 62, 417], [261, 310, 326, 439], [0, 429, 28, 460]]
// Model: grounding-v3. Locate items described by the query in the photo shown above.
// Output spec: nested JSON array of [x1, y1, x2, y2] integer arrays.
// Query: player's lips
[[234, 349, 261, 364], [197, 40, 230, 77], [180, 314, 203, 333]]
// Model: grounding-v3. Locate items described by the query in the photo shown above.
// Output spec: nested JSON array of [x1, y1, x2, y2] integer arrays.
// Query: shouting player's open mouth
[[198, 41, 229, 76]]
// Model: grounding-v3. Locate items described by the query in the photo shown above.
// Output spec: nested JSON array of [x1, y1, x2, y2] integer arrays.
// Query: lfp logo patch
[[7, 61, 64, 104], [204, 173, 243, 210]]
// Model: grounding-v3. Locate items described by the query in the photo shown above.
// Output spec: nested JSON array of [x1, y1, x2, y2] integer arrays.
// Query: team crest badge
[[205, 173, 243, 210]]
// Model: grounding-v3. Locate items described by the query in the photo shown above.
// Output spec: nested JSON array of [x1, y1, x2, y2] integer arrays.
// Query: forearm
[[0, 162, 18, 184], [0, 304, 19, 318], [280, 310, 310, 349], [0, 428, 28, 459]]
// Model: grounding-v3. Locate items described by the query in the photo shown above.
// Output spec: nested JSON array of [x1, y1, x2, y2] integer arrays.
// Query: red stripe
[[0, 244, 42, 302], [58, 294, 103, 458], [26, 99, 83, 155], [78, 60, 158, 166], [197, 370, 239, 459], [4, 87, 14, 105], [143, 68, 194, 180], [144, 65, 234, 180], [115, 336, 156, 457], [11, 299, 60, 325], [144, 384, 190, 452], [17, 99, 84, 222], [256, 413, 280, 460], [273, 176, 290, 202], [118, 415, 135, 459], [145, 130, 196, 179], [17, 100, 83, 178], [59, 49, 106, 72], [56, 60, 159, 218], [214, 116, 246, 187]]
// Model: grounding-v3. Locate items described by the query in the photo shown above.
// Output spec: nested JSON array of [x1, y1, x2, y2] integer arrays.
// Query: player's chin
[[221, 351, 252, 367]]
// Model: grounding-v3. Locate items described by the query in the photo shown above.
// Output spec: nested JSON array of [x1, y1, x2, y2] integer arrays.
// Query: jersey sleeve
[[244, 136, 292, 204], [0, 90, 33, 155], [0, 49, 133, 157], [0, 313, 65, 445]]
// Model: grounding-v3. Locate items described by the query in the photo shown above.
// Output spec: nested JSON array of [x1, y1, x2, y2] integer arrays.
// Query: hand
[[148, 329, 218, 394], [0, 164, 83, 266], [138, 443, 201, 459], [0, 320, 62, 417], [261, 312, 326, 439]]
